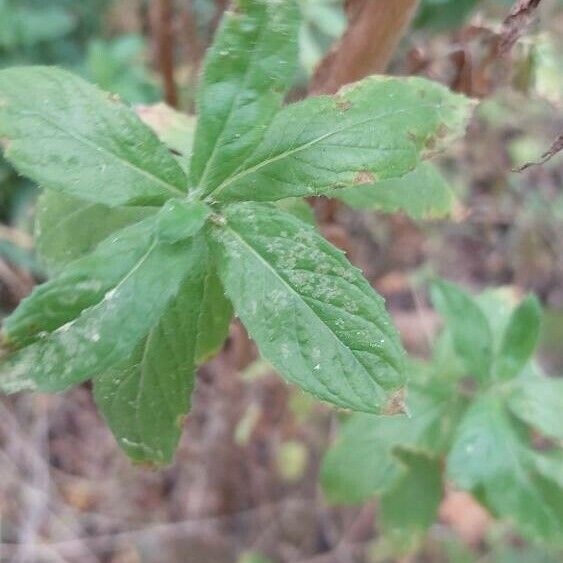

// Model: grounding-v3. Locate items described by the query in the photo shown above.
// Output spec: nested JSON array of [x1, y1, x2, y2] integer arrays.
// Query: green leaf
[[195, 267, 233, 364], [495, 295, 542, 380], [4, 216, 161, 348], [321, 383, 461, 504], [529, 450, 563, 489], [155, 199, 211, 244], [34, 195, 227, 370], [0, 230, 204, 394], [431, 280, 493, 381], [475, 288, 518, 354], [508, 375, 563, 442], [447, 394, 563, 544], [206, 76, 473, 203], [335, 162, 456, 219], [191, 0, 299, 193], [35, 191, 153, 274], [211, 202, 406, 414], [379, 450, 442, 554], [0, 67, 187, 207], [415, 0, 479, 32], [93, 238, 212, 465], [0, 1, 75, 48], [276, 197, 317, 226]]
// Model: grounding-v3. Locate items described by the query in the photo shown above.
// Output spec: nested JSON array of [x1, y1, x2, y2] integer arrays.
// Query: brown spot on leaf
[[335, 97, 352, 111], [0, 137, 10, 150], [425, 136, 437, 150], [383, 388, 407, 415], [176, 414, 188, 429], [353, 170, 376, 185], [436, 123, 450, 139]]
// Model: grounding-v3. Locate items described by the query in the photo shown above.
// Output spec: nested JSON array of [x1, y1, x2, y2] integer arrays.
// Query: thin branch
[[514, 133, 563, 172], [498, 0, 543, 55]]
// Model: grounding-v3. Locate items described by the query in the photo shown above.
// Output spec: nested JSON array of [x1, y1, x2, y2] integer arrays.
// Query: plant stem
[[151, 0, 177, 107], [310, 0, 420, 95]]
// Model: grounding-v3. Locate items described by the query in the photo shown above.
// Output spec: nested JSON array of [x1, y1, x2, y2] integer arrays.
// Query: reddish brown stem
[[310, 0, 421, 95], [151, 0, 178, 107]]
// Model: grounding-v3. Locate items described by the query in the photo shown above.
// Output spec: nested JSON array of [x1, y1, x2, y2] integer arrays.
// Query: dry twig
[[514, 133, 563, 172], [498, 0, 543, 55]]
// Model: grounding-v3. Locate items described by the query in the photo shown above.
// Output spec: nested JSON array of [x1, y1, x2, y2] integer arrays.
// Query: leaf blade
[[211, 202, 405, 414], [0, 232, 204, 394], [508, 375, 563, 442], [447, 393, 563, 543], [191, 0, 300, 193], [431, 280, 493, 381], [379, 450, 442, 554], [93, 238, 212, 465], [195, 266, 233, 364], [0, 67, 187, 207], [495, 295, 542, 380], [5, 215, 161, 348], [321, 384, 461, 504], [35, 191, 154, 274], [207, 76, 473, 202], [335, 162, 456, 219]]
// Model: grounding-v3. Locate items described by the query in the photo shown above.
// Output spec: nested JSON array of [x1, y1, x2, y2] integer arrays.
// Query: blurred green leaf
[[431, 280, 494, 381], [238, 552, 274, 563], [380, 450, 442, 554], [508, 375, 563, 442], [276, 197, 317, 226], [415, 0, 479, 31], [495, 295, 542, 380], [336, 162, 456, 220], [447, 393, 563, 544], [84, 35, 160, 104], [321, 383, 461, 504], [0, 0, 75, 49], [298, 0, 345, 74]]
